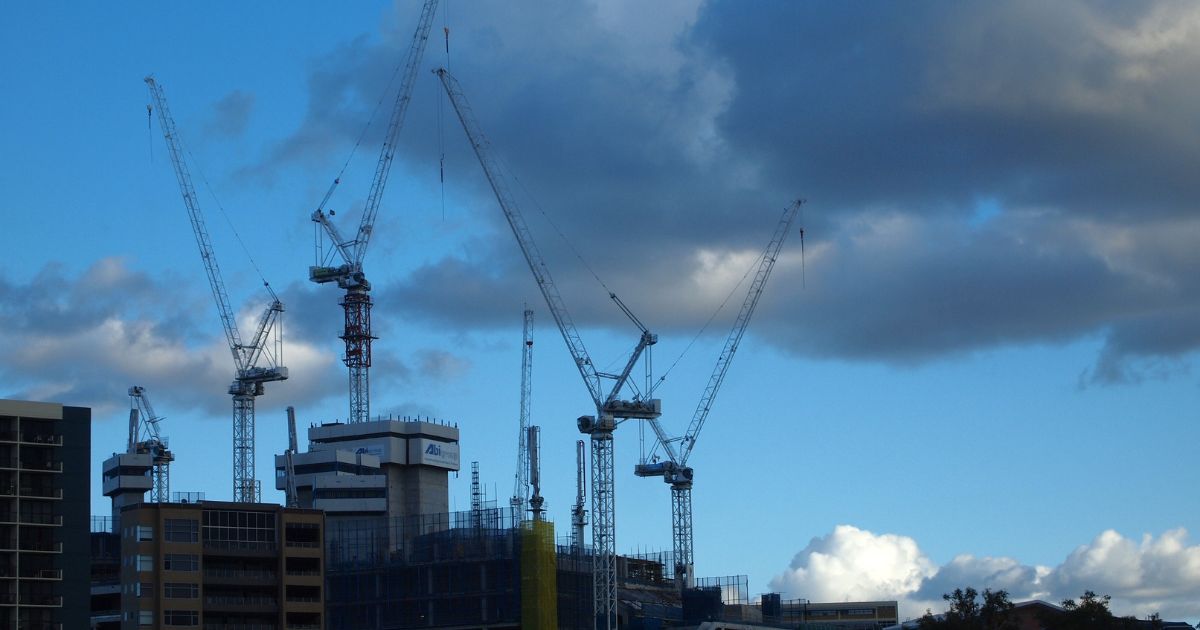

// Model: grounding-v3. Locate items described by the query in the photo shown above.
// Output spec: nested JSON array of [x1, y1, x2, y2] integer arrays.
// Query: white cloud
[[771, 525, 1200, 622], [768, 525, 936, 603]]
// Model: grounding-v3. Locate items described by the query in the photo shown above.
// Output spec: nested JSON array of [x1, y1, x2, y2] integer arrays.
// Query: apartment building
[[119, 500, 323, 630], [0, 398, 91, 630]]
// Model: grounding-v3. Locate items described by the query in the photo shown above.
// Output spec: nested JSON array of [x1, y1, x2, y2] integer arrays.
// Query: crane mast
[[571, 439, 587, 552], [636, 200, 803, 589], [527, 426, 545, 520], [436, 67, 660, 630], [146, 76, 288, 503], [284, 406, 299, 508], [511, 308, 534, 515], [309, 0, 439, 425]]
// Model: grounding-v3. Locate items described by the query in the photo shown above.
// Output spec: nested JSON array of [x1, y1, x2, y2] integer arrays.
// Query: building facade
[[119, 500, 324, 630], [0, 398, 91, 630]]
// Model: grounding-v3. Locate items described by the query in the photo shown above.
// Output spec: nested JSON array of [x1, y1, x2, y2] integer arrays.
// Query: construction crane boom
[[146, 76, 287, 503], [309, 0, 439, 425], [436, 67, 660, 629], [636, 199, 803, 589]]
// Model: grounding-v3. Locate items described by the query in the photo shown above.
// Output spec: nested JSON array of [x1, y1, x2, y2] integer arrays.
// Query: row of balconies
[[0, 513, 62, 526], [0, 567, 62, 580], [0, 487, 62, 500], [0, 593, 62, 606], [0, 433, 62, 446], [0, 459, 63, 472]]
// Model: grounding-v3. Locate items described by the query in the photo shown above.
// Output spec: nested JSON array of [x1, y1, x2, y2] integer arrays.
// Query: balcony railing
[[18, 541, 62, 553], [20, 434, 62, 446], [19, 568, 62, 580], [204, 594, 278, 606], [204, 568, 277, 581], [18, 488, 62, 500], [20, 461, 63, 473], [284, 540, 320, 548], [284, 568, 321, 576], [18, 514, 62, 526]]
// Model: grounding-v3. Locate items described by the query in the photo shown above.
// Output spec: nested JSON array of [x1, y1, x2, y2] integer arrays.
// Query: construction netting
[[520, 519, 558, 629]]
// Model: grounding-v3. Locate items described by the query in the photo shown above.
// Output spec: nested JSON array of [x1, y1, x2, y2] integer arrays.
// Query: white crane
[[436, 67, 661, 629], [309, 0, 439, 424], [511, 308, 534, 515], [146, 76, 288, 503], [636, 200, 804, 589], [127, 386, 174, 503]]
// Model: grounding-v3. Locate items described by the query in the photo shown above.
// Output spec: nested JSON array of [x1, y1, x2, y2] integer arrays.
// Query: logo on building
[[425, 443, 442, 456]]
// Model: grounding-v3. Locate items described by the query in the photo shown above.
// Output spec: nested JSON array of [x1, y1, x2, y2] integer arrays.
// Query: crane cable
[[147, 108, 275, 297], [315, 40, 412, 216]]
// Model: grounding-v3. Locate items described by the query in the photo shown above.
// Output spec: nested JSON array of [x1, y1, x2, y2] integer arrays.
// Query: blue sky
[[3, 1, 1199, 621]]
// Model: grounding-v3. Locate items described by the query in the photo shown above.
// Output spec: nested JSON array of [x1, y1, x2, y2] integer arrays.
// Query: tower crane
[[635, 200, 804, 589], [308, 0, 439, 425], [436, 67, 661, 630], [127, 386, 174, 503], [146, 76, 288, 503], [511, 307, 534, 515]]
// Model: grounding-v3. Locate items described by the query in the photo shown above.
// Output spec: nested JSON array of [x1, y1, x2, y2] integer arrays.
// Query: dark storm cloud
[[259, 1, 1200, 381]]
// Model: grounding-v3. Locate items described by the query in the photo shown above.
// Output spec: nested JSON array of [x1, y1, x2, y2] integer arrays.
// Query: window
[[202, 509, 276, 549], [138, 582, 154, 598], [164, 518, 199, 543], [164, 610, 199, 626], [136, 525, 154, 542], [136, 555, 153, 571], [138, 609, 154, 626], [164, 582, 199, 599], [163, 554, 198, 572]]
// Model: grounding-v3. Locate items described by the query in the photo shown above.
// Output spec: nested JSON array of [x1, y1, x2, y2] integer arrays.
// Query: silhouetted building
[[0, 398, 91, 630]]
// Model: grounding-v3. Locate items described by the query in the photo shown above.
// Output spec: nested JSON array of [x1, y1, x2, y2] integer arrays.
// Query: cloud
[[770, 525, 1200, 621], [769, 525, 936, 604], [241, 1, 1200, 382], [0, 258, 341, 417], [207, 90, 255, 138]]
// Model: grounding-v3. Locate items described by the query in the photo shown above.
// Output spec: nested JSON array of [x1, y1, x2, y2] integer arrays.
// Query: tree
[[918, 587, 1018, 630], [1039, 591, 1139, 630]]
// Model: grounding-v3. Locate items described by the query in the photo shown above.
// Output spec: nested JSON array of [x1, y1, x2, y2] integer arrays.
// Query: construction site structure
[[637, 200, 803, 589], [570, 439, 587, 552], [274, 414, 460, 551], [284, 406, 299, 508], [511, 307, 534, 515], [102, 386, 175, 532], [308, 0, 439, 425], [527, 425, 544, 520], [436, 67, 661, 630], [146, 76, 287, 503]]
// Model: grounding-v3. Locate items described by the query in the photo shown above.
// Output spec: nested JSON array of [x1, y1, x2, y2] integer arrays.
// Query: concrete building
[[0, 398, 91, 630], [119, 499, 324, 629], [274, 417, 460, 549]]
